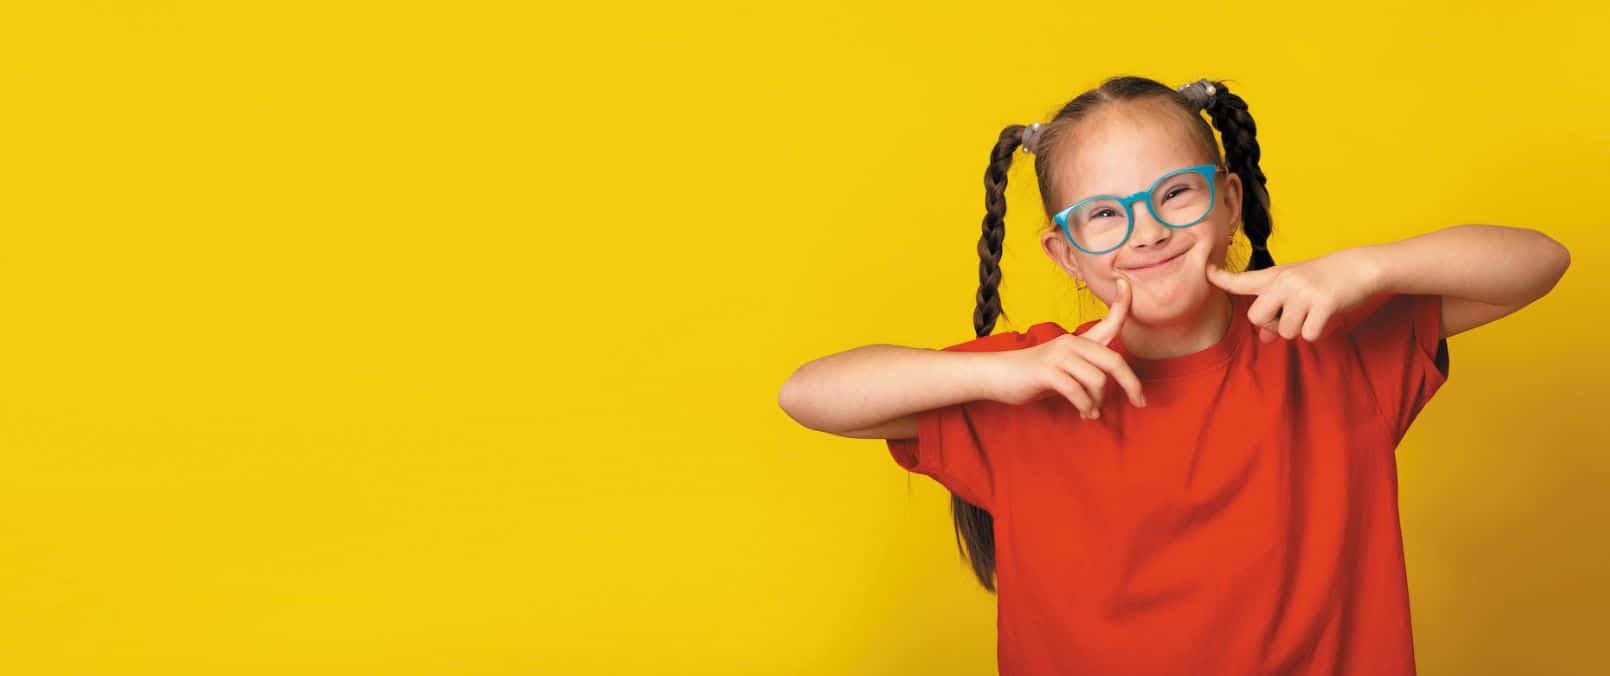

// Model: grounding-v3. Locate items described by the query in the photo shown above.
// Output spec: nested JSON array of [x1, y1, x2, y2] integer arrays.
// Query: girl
[[776, 76, 1569, 675]]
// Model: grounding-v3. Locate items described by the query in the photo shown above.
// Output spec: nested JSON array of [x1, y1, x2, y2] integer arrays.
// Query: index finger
[[1081, 277, 1131, 346]]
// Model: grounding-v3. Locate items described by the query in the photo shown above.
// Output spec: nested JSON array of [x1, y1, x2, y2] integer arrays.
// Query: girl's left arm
[[1358, 224, 1571, 339]]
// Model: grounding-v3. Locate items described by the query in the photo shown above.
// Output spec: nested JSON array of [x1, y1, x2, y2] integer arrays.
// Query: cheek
[[1073, 252, 1109, 281], [1209, 220, 1236, 253]]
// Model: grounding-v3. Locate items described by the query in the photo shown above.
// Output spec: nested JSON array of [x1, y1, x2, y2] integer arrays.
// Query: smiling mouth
[[1124, 250, 1187, 271]]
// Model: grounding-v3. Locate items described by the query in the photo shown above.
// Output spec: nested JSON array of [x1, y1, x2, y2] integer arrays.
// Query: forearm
[[1359, 224, 1570, 305], [778, 345, 999, 434]]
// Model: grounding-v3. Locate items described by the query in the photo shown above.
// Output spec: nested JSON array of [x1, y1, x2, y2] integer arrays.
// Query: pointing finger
[[1082, 277, 1131, 346], [1206, 263, 1273, 296]]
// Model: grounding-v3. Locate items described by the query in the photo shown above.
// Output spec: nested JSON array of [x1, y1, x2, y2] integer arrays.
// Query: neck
[[1118, 290, 1232, 360]]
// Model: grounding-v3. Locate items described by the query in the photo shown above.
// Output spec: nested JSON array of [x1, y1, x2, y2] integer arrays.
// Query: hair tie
[[1177, 79, 1218, 110], [1020, 122, 1043, 155]]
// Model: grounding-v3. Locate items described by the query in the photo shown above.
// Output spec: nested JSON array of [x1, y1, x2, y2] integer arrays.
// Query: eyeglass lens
[[1066, 170, 1213, 252]]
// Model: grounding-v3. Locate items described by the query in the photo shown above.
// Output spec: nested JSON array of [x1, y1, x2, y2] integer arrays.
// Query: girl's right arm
[[777, 345, 1006, 439], [778, 279, 1145, 439]]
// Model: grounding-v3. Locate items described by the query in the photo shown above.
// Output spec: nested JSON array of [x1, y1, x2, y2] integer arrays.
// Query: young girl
[[776, 75, 1569, 674]]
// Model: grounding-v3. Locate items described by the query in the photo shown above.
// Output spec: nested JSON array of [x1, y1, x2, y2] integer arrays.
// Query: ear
[[1040, 228, 1083, 281], [1223, 170, 1244, 227]]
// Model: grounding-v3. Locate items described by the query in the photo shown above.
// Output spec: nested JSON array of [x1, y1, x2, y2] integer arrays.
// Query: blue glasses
[[1051, 163, 1227, 254]]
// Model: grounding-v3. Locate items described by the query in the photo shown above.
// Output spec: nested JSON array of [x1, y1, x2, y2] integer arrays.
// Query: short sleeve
[[1344, 293, 1451, 446], [884, 322, 1064, 510]]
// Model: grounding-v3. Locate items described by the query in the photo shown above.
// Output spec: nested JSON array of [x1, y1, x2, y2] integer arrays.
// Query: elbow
[[777, 375, 800, 420], [779, 364, 849, 434], [1552, 238, 1571, 276], [1524, 230, 1571, 300], [777, 369, 817, 430], [1540, 230, 1571, 282]]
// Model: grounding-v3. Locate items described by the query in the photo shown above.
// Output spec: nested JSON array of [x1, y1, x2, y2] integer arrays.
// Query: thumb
[[1206, 262, 1267, 295], [1082, 277, 1131, 346]]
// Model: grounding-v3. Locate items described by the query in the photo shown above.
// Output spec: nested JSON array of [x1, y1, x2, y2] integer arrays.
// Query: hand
[[987, 278, 1146, 420], [1205, 248, 1384, 343]]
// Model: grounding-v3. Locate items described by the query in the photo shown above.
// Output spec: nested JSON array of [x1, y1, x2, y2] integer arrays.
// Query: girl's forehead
[[1054, 104, 1207, 201]]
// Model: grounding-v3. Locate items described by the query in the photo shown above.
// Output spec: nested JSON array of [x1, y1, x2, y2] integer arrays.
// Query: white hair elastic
[[1020, 122, 1043, 155], [1178, 79, 1218, 110]]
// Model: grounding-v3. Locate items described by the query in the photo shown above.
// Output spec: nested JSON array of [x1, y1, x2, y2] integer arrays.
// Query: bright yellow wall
[[0, 1, 1604, 674]]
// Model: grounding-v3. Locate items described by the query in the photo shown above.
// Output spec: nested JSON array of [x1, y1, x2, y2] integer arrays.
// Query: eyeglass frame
[[1051, 163, 1228, 255]]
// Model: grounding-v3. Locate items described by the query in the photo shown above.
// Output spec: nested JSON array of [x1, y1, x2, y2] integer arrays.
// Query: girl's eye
[[1164, 186, 1190, 201], [1093, 209, 1117, 219]]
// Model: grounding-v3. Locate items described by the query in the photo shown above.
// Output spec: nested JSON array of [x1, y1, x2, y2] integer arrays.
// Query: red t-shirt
[[887, 290, 1450, 675]]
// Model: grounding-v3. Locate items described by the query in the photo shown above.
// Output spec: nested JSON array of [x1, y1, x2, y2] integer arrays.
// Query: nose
[[1126, 204, 1171, 250]]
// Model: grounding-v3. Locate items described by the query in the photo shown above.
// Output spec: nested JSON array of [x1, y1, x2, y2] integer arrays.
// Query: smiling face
[[1039, 99, 1244, 326]]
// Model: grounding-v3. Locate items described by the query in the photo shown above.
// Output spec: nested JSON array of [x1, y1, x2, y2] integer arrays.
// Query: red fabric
[[887, 291, 1449, 675]]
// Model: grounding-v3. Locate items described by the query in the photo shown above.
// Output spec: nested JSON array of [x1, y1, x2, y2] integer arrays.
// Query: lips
[[1123, 250, 1187, 271]]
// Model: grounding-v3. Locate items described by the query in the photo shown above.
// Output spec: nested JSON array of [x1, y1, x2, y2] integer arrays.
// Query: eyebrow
[[1074, 168, 1176, 202], [1081, 182, 1147, 200]]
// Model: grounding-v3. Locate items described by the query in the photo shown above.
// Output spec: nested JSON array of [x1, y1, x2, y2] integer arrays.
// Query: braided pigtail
[[945, 123, 1036, 593], [1196, 81, 1276, 271], [975, 125, 1028, 337]]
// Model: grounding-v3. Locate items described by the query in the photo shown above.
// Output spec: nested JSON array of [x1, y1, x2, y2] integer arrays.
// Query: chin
[[1122, 260, 1213, 325], [1131, 291, 1209, 327]]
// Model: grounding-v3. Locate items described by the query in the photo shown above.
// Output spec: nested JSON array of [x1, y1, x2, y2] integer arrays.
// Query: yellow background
[[0, 1, 1605, 674]]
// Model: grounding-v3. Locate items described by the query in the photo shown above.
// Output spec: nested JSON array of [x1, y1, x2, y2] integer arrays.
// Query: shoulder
[[937, 321, 1070, 353]]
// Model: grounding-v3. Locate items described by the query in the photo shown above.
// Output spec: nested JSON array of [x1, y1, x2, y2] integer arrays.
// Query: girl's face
[[1039, 101, 1244, 327]]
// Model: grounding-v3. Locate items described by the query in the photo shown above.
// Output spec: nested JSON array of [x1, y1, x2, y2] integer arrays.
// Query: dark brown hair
[[955, 75, 1277, 592]]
